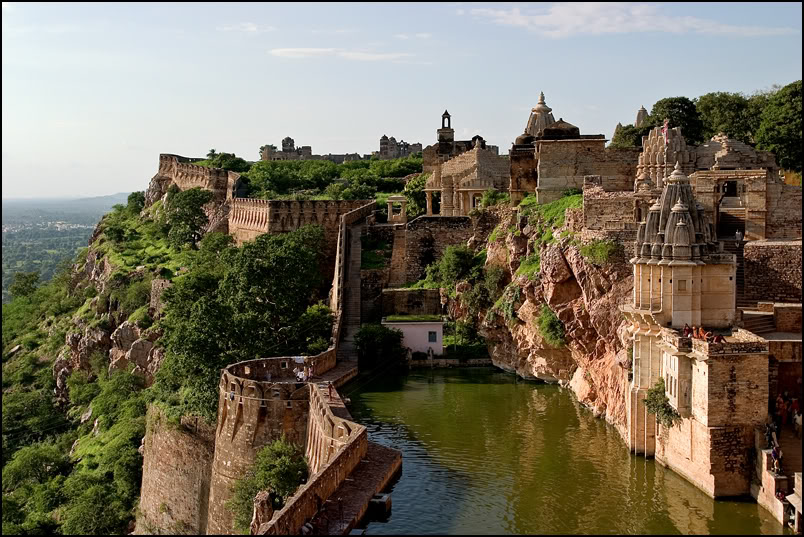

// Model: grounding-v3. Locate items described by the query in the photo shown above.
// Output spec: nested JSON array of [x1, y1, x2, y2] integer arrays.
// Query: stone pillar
[[387, 200, 394, 218], [426, 191, 433, 216]]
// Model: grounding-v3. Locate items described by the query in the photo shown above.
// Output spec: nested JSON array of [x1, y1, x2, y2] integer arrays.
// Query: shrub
[[516, 251, 541, 281], [225, 437, 308, 534], [480, 188, 510, 208], [354, 324, 405, 365], [537, 305, 565, 347], [644, 378, 681, 428]]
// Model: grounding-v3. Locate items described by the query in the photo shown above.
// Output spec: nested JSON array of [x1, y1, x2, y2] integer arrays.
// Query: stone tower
[[281, 136, 295, 153], [635, 105, 648, 128], [623, 162, 735, 457], [438, 110, 454, 144], [525, 91, 556, 137]]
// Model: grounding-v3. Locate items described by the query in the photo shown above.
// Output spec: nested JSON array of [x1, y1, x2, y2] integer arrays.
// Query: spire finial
[[538, 91, 545, 104], [674, 161, 681, 172]]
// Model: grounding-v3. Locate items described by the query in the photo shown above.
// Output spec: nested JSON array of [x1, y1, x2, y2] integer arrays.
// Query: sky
[[2, 2, 802, 198]]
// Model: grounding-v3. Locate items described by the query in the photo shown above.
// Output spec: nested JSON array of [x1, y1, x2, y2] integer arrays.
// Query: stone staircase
[[337, 223, 363, 362], [718, 207, 746, 239], [743, 312, 776, 334], [722, 240, 755, 309]]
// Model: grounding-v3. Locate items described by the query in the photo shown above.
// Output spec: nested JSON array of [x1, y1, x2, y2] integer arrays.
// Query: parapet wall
[[743, 240, 802, 303], [156, 154, 240, 203], [227, 199, 370, 249], [261, 385, 368, 535], [766, 182, 802, 239]]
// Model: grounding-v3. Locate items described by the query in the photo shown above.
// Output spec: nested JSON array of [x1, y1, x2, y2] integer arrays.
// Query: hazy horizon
[[2, 2, 802, 198]]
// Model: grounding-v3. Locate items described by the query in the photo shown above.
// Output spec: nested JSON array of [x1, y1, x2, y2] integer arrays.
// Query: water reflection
[[344, 368, 784, 535]]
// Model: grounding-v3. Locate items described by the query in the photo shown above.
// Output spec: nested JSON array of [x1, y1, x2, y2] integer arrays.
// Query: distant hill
[[2, 192, 131, 215]]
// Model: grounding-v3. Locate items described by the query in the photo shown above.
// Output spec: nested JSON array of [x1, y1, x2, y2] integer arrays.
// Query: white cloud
[[270, 47, 414, 62], [394, 32, 431, 40], [217, 22, 275, 33], [469, 3, 796, 38]]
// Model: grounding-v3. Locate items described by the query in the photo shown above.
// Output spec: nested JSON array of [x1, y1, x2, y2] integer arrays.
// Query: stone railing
[[691, 332, 768, 356], [660, 328, 692, 351], [261, 385, 368, 535]]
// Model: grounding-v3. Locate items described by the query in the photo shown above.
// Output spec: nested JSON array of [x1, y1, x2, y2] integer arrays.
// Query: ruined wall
[[582, 183, 637, 230], [743, 240, 802, 303], [766, 182, 803, 239], [381, 288, 442, 317], [404, 216, 474, 283], [136, 408, 215, 535], [261, 386, 368, 535]]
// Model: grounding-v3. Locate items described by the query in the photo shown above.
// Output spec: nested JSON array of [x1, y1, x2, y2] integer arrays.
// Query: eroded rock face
[[461, 225, 632, 436], [250, 490, 275, 535]]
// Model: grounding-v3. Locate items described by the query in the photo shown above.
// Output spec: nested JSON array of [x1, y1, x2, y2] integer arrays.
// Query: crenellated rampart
[[155, 154, 241, 203]]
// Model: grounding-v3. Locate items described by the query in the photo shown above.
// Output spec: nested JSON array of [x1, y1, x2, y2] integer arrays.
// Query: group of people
[[293, 366, 311, 383], [764, 390, 802, 475], [682, 323, 726, 343]]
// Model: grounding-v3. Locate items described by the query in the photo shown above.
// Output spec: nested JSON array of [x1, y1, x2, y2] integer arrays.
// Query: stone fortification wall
[[772, 303, 802, 333], [743, 240, 802, 303], [149, 154, 240, 204], [766, 182, 802, 239], [206, 362, 311, 535], [582, 183, 637, 230], [404, 216, 474, 283], [261, 385, 368, 535], [136, 408, 215, 535], [228, 199, 369, 247], [382, 288, 442, 317]]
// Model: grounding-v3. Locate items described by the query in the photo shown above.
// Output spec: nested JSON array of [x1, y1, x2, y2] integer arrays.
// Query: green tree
[[9, 271, 40, 298], [644, 377, 681, 428], [207, 148, 217, 159], [403, 172, 429, 218], [165, 187, 214, 249], [645, 97, 705, 146], [209, 152, 251, 173], [695, 92, 752, 143], [225, 437, 308, 533], [354, 324, 405, 365], [609, 123, 651, 148], [126, 191, 146, 215], [756, 80, 802, 172]]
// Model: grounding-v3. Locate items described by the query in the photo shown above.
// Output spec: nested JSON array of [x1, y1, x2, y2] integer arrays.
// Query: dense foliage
[[225, 437, 308, 534], [151, 225, 331, 421], [755, 80, 802, 172]]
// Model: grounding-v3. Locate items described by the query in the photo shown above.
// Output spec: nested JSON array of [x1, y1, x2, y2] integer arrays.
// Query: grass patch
[[536, 304, 565, 347], [579, 239, 620, 265], [516, 251, 541, 281]]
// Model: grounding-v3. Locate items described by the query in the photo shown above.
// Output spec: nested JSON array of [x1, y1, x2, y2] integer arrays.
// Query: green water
[[342, 367, 785, 535]]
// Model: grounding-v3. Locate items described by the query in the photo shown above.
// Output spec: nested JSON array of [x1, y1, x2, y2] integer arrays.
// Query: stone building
[[260, 137, 364, 164], [509, 92, 638, 205], [378, 135, 422, 160], [424, 139, 510, 216], [621, 162, 771, 497], [422, 110, 499, 172]]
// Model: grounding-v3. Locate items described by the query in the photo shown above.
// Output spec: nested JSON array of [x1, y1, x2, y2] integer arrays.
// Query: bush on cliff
[[579, 239, 620, 265], [480, 188, 509, 208], [536, 305, 565, 347], [164, 187, 214, 249], [225, 436, 309, 534]]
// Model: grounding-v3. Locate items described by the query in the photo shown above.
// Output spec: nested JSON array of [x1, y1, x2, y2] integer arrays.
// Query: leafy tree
[[695, 91, 751, 143], [164, 187, 214, 249], [403, 172, 429, 218], [126, 191, 146, 215], [60, 484, 130, 535], [2, 443, 70, 491], [645, 97, 704, 146], [609, 123, 651, 149], [225, 437, 308, 533], [479, 188, 510, 208], [9, 271, 40, 298], [756, 80, 802, 172], [207, 148, 217, 159], [209, 152, 251, 173]]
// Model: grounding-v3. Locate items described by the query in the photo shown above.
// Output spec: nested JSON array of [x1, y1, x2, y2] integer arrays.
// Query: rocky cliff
[[449, 206, 633, 436]]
